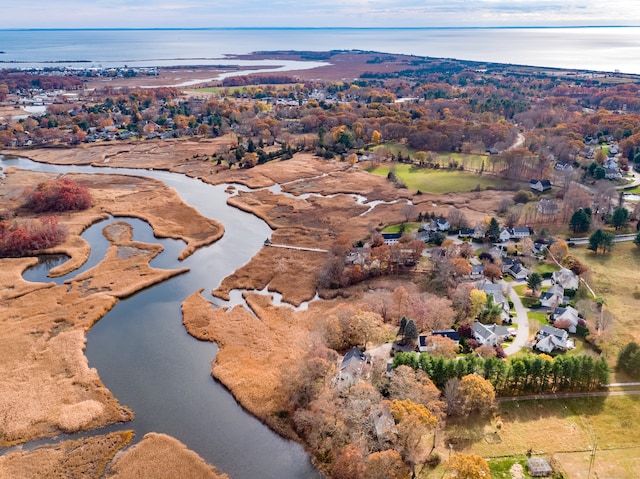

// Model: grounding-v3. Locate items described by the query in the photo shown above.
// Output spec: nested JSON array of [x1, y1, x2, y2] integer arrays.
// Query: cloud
[[1, 0, 637, 28]]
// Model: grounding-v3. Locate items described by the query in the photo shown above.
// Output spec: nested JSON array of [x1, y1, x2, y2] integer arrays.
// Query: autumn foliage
[[0, 216, 67, 257], [24, 178, 92, 213]]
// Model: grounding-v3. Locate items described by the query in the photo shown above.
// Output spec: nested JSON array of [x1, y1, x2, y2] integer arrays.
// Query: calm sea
[[0, 27, 639, 74]]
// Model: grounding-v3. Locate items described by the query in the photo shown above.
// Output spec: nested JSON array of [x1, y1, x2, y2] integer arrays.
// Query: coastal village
[[2, 51, 640, 479]]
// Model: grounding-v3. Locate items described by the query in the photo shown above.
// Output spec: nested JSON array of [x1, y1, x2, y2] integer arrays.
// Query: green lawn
[[535, 262, 560, 276], [488, 457, 534, 479], [372, 143, 488, 170], [527, 311, 550, 327], [369, 163, 506, 194], [382, 222, 420, 233]]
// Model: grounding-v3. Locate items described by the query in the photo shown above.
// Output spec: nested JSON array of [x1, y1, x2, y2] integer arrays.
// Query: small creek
[[0, 156, 322, 479]]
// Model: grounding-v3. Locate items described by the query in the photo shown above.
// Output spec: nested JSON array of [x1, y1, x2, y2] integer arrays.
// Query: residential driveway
[[501, 280, 530, 355]]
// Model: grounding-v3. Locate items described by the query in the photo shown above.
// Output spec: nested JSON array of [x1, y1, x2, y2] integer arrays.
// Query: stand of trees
[[392, 352, 609, 396]]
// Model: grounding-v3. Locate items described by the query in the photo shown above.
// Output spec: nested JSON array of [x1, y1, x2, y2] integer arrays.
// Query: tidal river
[[0, 156, 322, 479]]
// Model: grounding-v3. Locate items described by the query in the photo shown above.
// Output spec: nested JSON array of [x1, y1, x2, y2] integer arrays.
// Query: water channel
[[0, 155, 322, 479]]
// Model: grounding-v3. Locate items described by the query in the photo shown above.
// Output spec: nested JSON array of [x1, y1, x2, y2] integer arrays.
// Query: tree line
[[392, 352, 610, 395]]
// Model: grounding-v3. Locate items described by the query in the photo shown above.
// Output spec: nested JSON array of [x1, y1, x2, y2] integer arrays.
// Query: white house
[[551, 305, 581, 334], [551, 268, 579, 290], [535, 325, 571, 353], [499, 228, 512, 242], [472, 322, 510, 346], [540, 284, 566, 308], [529, 179, 552, 192]]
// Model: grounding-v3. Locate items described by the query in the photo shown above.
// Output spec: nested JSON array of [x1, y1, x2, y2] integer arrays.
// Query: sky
[[1, 0, 638, 29]]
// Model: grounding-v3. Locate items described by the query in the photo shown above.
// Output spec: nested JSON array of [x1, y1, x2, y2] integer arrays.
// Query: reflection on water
[[1, 155, 321, 479]]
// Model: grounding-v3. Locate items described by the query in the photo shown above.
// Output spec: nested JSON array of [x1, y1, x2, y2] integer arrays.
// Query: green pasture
[[368, 163, 506, 194]]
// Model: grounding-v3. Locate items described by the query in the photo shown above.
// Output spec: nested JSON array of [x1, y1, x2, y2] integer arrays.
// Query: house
[[468, 264, 484, 280], [499, 228, 512, 242], [551, 267, 579, 290], [458, 228, 475, 238], [472, 322, 510, 346], [529, 179, 552, 192], [540, 284, 566, 308], [501, 257, 520, 275], [501, 259, 530, 281], [336, 347, 370, 389], [535, 325, 571, 353], [371, 404, 397, 445], [472, 225, 486, 239], [527, 457, 553, 477], [346, 246, 371, 265], [509, 263, 531, 281], [537, 198, 559, 216], [418, 330, 461, 353], [551, 305, 581, 333], [414, 230, 431, 243], [433, 217, 450, 231], [382, 232, 402, 245], [510, 227, 531, 239]]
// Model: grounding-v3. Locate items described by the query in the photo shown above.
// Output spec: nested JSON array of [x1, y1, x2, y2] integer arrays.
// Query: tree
[[448, 453, 490, 479], [447, 208, 468, 230], [478, 294, 503, 325], [457, 374, 496, 416], [364, 450, 407, 479], [371, 130, 382, 145], [469, 289, 488, 320], [401, 203, 417, 222], [634, 230, 640, 248], [24, 178, 92, 213], [390, 399, 438, 477], [549, 240, 569, 262], [618, 342, 640, 379], [487, 217, 500, 242], [451, 257, 472, 277], [569, 208, 591, 234], [611, 206, 630, 230], [404, 319, 418, 346], [588, 229, 614, 254], [332, 444, 365, 479], [527, 272, 542, 294]]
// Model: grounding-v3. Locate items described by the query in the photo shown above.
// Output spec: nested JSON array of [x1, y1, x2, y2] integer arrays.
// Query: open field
[[444, 395, 640, 479], [372, 142, 488, 170], [570, 242, 640, 351], [368, 163, 508, 194]]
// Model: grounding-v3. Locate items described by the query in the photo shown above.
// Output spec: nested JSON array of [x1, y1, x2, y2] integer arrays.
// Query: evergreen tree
[[618, 342, 640, 379], [569, 208, 591, 233], [398, 316, 408, 339], [487, 217, 501, 242], [611, 206, 630, 230], [527, 272, 543, 293], [404, 319, 418, 346]]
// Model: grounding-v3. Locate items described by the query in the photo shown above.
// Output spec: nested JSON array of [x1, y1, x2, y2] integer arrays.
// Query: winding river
[[0, 155, 322, 479]]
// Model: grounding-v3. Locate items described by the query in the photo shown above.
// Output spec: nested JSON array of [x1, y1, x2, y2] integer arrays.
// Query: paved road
[[567, 233, 636, 245], [502, 280, 530, 356]]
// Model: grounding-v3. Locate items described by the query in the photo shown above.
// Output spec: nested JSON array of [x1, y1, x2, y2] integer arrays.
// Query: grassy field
[[527, 310, 549, 327], [369, 163, 506, 194], [570, 242, 640, 350], [372, 143, 488, 170], [446, 395, 640, 479], [488, 457, 534, 479], [382, 222, 420, 233]]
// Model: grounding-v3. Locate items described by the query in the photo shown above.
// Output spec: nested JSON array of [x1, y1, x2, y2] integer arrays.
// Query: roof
[[539, 324, 568, 340], [527, 457, 553, 476], [382, 232, 402, 239], [512, 227, 530, 234], [432, 329, 461, 342]]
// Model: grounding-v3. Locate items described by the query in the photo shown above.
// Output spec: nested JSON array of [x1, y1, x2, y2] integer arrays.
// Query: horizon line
[[0, 25, 638, 32]]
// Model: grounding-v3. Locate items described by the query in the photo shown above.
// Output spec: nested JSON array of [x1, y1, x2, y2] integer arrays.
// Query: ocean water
[[0, 27, 639, 74]]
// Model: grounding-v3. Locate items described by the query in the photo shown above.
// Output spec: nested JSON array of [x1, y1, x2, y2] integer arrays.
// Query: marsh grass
[[106, 433, 228, 479]]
